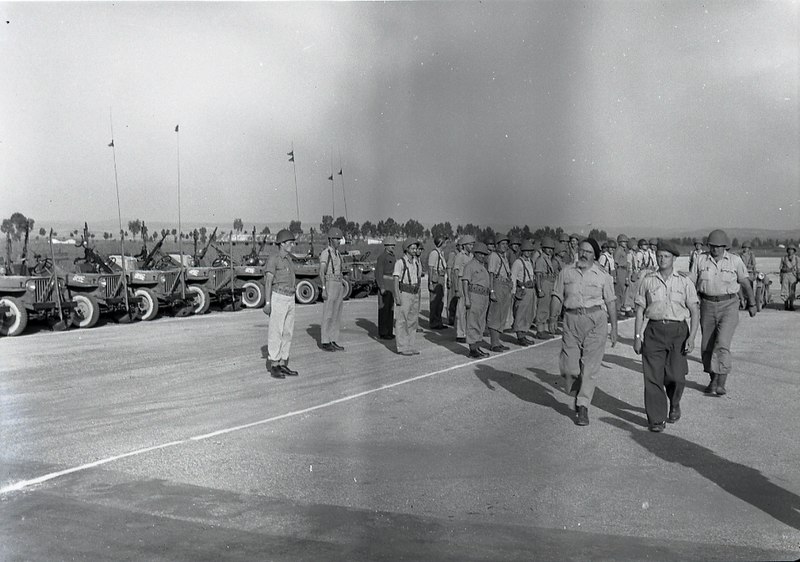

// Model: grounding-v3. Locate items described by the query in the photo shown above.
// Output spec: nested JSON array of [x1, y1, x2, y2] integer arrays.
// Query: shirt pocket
[[647, 286, 666, 304], [585, 279, 603, 300], [720, 267, 737, 284], [699, 269, 713, 281]]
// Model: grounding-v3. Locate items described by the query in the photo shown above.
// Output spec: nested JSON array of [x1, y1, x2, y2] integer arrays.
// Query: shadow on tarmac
[[602, 417, 800, 532], [305, 323, 323, 350], [602, 353, 643, 374]]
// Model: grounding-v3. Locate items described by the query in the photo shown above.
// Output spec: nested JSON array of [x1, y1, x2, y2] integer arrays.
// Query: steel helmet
[[383, 236, 397, 246], [559, 233, 570, 243], [472, 242, 490, 255], [541, 237, 555, 249], [403, 239, 418, 251], [607, 239, 618, 249], [570, 233, 580, 242], [600, 240, 608, 250], [788, 244, 797, 252], [434, 236, 447, 247], [707, 229, 730, 247], [617, 234, 628, 243], [509, 235, 521, 247], [460, 234, 476, 245], [327, 227, 343, 239], [693, 238, 703, 245], [741, 240, 752, 248], [638, 238, 648, 247], [520, 239, 535, 252], [485, 236, 496, 246], [649, 238, 659, 246], [555, 242, 567, 254], [495, 233, 510, 244], [275, 229, 295, 244]]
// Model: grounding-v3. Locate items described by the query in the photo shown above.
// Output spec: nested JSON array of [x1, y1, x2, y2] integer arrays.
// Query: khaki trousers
[[395, 290, 420, 353], [559, 308, 608, 409], [321, 278, 345, 344], [700, 297, 739, 375], [267, 292, 295, 364]]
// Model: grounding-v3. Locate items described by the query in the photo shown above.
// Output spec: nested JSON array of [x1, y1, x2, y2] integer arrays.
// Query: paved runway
[[1, 296, 798, 560]]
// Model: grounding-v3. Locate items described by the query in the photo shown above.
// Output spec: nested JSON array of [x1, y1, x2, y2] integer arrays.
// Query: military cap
[[607, 239, 618, 249], [327, 227, 343, 239], [741, 240, 752, 248], [520, 239, 535, 252], [540, 237, 556, 249], [559, 233, 570, 243], [460, 234, 476, 245], [617, 234, 628, 243], [383, 236, 397, 246], [472, 242, 490, 255], [656, 241, 680, 257], [403, 239, 419, 251], [649, 237, 659, 246], [275, 229, 295, 244], [638, 238, 649, 246]]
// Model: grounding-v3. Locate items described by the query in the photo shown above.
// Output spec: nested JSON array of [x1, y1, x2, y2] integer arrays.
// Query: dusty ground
[[1, 293, 798, 560]]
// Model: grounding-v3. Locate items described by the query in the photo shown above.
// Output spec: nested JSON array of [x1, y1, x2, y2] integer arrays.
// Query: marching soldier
[[461, 242, 492, 358], [375, 236, 397, 339], [550, 238, 618, 426], [780, 244, 798, 310], [427, 236, 448, 329], [319, 227, 347, 352], [453, 235, 475, 343], [689, 229, 757, 395], [633, 241, 699, 432], [648, 238, 659, 271], [487, 234, 513, 351], [393, 239, 422, 355], [614, 234, 632, 317], [446, 238, 462, 326], [738, 241, 756, 310], [534, 237, 558, 339], [263, 229, 299, 379], [511, 239, 537, 345]]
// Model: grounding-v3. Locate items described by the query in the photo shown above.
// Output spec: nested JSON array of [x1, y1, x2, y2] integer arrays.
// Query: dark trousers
[[378, 290, 395, 337], [447, 295, 459, 326], [429, 283, 445, 327], [642, 320, 689, 425]]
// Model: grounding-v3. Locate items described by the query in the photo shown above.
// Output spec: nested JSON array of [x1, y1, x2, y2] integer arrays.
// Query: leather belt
[[399, 283, 420, 294], [649, 318, 684, 324], [564, 305, 603, 315], [523, 281, 535, 289], [272, 286, 295, 296], [699, 293, 737, 302], [469, 285, 490, 296]]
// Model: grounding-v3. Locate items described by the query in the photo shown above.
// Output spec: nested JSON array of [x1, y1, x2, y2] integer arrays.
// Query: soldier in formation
[[633, 241, 699, 432], [318, 227, 346, 352], [534, 237, 558, 339], [688, 229, 756, 395], [427, 236, 448, 329], [263, 229, 299, 379], [446, 238, 461, 326], [738, 241, 756, 310], [779, 244, 798, 311], [461, 242, 492, 358], [614, 234, 633, 317], [375, 236, 397, 340], [511, 239, 537, 345], [550, 238, 618, 426], [486, 234, 513, 352], [452, 235, 475, 343], [393, 239, 422, 355]]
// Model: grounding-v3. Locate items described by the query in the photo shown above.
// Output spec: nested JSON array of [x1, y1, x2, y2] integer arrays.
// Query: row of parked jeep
[[0, 224, 377, 337]]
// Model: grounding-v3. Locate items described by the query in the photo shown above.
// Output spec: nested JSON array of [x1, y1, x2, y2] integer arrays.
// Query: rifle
[[19, 222, 30, 275], [5, 231, 12, 274], [76, 222, 115, 274], [140, 231, 168, 270], [195, 227, 218, 265], [245, 226, 268, 265]]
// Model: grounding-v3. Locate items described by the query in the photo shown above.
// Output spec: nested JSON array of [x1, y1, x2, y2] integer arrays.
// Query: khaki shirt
[[453, 251, 472, 279], [428, 248, 447, 276], [319, 246, 343, 280], [689, 251, 749, 296], [598, 251, 616, 274], [634, 270, 699, 322], [511, 257, 535, 289], [265, 251, 296, 290], [552, 263, 616, 309], [393, 255, 420, 286], [461, 258, 491, 289], [534, 254, 557, 278], [487, 252, 511, 280]]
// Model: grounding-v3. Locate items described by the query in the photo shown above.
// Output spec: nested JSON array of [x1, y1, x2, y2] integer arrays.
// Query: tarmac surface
[[1, 293, 799, 561]]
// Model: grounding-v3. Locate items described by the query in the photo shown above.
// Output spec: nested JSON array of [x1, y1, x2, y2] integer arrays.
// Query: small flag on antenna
[[337, 168, 343, 175], [108, 140, 114, 147], [327, 175, 333, 181], [288, 150, 294, 162], [175, 125, 179, 132]]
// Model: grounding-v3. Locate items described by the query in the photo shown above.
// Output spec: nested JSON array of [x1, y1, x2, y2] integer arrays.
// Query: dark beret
[[656, 241, 680, 257], [582, 238, 601, 260]]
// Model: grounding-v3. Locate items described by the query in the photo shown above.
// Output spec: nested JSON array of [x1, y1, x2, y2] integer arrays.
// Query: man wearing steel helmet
[[633, 241, 699, 432], [446, 238, 462, 326], [689, 238, 704, 272], [689, 229, 756, 395], [738, 241, 756, 310], [487, 234, 513, 352], [779, 244, 798, 311], [427, 236, 448, 329], [319, 227, 347, 352], [614, 234, 633, 317], [534, 237, 558, 339], [376, 236, 397, 339], [550, 238, 618, 426], [452, 235, 475, 342], [568, 234, 580, 265], [511, 239, 537, 345], [393, 239, 422, 355], [461, 242, 492, 358], [263, 229, 299, 378]]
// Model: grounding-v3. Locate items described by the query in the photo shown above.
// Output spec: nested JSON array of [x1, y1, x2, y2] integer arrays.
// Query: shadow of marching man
[[602, 416, 800, 532]]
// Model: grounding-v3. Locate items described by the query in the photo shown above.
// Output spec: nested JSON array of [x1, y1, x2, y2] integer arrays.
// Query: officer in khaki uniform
[[453, 235, 475, 342], [461, 242, 492, 358], [689, 229, 756, 395], [511, 239, 536, 345], [393, 239, 422, 355], [779, 244, 798, 310], [487, 234, 513, 351], [446, 238, 462, 326], [375, 236, 397, 339], [614, 234, 632, 317], [263, 229, 298, 378], [318, 227, 347, 352], [550, 239, 618, 426], [534, 237, 558, 339], [427, 236, 448, 329], [738, 241, 756, 310], [633, 241, 700, 432]]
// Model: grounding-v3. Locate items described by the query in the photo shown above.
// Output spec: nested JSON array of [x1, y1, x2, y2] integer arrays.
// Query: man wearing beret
[[550, 239, 618, 426], [375, 236, 397, 340], [633, 241, 700, 432], [461, 242, 492, 358], [689, 229, 756, 395]]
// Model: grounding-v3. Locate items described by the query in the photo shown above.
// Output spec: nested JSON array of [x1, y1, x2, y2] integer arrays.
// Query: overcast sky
[[1, 1, 798, 231]]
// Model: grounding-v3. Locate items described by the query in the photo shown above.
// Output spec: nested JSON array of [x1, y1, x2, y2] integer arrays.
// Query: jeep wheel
[[186, 285, 211, 314], [0, 296, 28, 336], [134, 287, 159, 321], [342, 278, 352, 301], [241, 281, 265, 308], [295, 279, 318, 305], [71, 294, 100, 329]]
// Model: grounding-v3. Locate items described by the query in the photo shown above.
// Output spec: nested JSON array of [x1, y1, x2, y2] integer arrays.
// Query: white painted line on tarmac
[[1, 318, 631, 495]]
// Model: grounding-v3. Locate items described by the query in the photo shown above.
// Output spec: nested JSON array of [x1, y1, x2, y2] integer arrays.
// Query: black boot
[[715, 374, 727, 395], [704, 373, 718, 394], [576, 406, 589, 426]]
